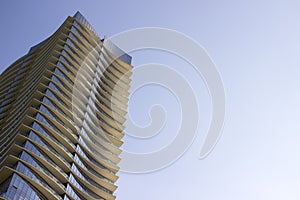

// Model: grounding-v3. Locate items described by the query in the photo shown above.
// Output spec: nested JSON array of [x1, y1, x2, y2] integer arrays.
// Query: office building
[[0, 12, 132, 200]]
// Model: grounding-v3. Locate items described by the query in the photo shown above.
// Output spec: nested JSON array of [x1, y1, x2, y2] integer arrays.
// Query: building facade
[[0, 12, 132, 200]]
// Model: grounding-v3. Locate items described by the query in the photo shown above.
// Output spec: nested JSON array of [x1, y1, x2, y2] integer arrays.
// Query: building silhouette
[[0, 12, 132, 200]]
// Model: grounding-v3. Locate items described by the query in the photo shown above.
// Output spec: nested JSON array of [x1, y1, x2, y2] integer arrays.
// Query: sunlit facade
[[0, 12, 132, 200]]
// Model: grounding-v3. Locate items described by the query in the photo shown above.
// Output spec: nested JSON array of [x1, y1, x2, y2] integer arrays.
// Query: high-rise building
[[0, 12, 132, 200]]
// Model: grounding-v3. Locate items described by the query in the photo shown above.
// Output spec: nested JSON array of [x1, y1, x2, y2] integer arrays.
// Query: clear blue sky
[[1, 0, 300, 199]]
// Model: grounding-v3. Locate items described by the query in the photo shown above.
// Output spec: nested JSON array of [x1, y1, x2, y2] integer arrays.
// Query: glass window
[[0, 104, 10, 113], [70, 26, 82, 39], [59, 55, 71, 67], [68, 32, 80, 45]]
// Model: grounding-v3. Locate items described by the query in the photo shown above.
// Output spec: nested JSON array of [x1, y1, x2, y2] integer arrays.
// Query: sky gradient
[[1, 0, 300, 199]]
